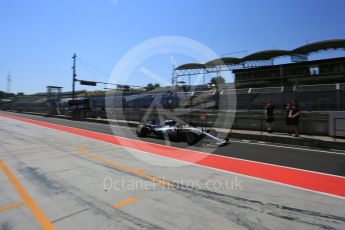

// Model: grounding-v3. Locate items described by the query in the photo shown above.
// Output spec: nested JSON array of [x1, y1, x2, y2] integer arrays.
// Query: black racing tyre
[[186, 133, 199, 145], [136, 126, 148, 137], [167, 130, 179, 142]]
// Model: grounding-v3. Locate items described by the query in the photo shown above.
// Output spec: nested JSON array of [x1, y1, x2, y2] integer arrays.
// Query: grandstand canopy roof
[[292, 39, 345, 54], [204, 57, 242, 67], [174, 39, 345, 71], [242, 50, 291, 61], [174, 63, 205, 70]]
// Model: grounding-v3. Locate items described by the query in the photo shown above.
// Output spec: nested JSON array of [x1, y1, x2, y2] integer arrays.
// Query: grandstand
[[3, 81, 343, 115], [234, 57, 345, 88], [220, 83, 344, 111], [1, 39, 344, 116], [174, 39, 345, 88], [173, 39, 345, 111]]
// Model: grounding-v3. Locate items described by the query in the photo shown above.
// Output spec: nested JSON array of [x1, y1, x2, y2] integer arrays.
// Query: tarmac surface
[[1, 111, 345, 229], [2, 111, 345, 176]]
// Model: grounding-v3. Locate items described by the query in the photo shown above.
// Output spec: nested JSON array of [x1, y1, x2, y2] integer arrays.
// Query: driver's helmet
[[164, 120, 177, 126]]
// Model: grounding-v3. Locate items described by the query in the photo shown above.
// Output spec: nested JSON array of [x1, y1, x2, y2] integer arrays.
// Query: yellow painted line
[[75, 146, 86, 151], [0, 160, 56, 230], [74, 147, 172, 187], [113, 197, 138, 208], [0, 201, 25, 212], [137, 169, 147, 174]]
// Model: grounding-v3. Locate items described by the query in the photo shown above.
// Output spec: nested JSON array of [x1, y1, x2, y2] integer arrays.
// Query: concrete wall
[[329, 111, 345, 137], [5, 105, 329, 135], [106, 108, 329, 136]]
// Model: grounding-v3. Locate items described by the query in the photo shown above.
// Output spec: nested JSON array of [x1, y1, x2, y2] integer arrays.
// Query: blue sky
[[0, 0, 345, 94]]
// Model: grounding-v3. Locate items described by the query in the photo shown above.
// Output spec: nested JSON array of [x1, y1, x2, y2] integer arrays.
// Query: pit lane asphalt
[[2, 111, 345, 177]]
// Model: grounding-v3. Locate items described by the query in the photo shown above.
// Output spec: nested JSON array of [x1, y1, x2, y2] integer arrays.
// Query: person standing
[[265, 100, 275, 133], [284, 101, 293, 135], [289, 101, 300, 137]]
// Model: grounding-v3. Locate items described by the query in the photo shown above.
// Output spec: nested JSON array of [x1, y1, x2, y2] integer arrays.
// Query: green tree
[[146, 83, 155, 91], [0, 91, 15, 98], [145, 83, 160, 91]]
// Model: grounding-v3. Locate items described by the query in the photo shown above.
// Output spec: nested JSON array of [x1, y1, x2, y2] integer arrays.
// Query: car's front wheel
[[136, 125, 148, 137]]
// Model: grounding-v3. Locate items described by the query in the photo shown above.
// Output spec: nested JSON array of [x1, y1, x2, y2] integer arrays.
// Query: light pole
[[72, 53, 77, 101]]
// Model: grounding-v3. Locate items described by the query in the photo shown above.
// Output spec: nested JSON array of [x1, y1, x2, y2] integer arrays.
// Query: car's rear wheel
[[167, 130, 179, 142], [186, 133, 199, 145]]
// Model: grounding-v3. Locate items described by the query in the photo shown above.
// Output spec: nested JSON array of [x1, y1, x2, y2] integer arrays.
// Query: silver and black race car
[[136, 119, 230, 146]]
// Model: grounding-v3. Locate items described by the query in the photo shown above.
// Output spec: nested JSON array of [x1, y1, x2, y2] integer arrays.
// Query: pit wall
[[106, 108, 329, 136], [2, 106, 329, 135]]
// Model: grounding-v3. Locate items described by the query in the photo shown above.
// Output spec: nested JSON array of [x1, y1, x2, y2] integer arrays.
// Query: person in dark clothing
[[284, 101, 293, 135], [265, 100, 275, 133], [289, 101, 300, 137], [294, 100, 299, 107]]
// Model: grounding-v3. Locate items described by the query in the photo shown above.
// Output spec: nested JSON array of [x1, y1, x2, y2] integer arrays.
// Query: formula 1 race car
[[136, 119, 230, 146]]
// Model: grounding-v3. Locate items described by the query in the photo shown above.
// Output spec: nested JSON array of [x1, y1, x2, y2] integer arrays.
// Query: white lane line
[[230, 139, 345, 156], [50, 116, 135, 130], [330, 149, 345, 152], [79, 120, 345, 156], [89, 121, 345, 155]]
